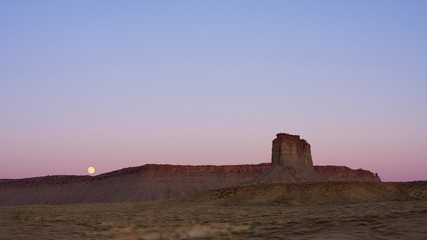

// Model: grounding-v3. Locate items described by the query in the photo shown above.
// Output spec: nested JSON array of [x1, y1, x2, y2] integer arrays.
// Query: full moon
[[88, 167, 95, 174]]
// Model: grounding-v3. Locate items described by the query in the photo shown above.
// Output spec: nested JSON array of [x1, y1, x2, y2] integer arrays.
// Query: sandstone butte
[[0, 133, 381, 206]]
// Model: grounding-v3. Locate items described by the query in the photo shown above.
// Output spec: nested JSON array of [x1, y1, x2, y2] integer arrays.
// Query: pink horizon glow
[[1, 1, 426, 182]]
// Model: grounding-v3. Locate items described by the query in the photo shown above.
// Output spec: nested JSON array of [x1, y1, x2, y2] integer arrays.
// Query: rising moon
[[88, 167, 95, 174]]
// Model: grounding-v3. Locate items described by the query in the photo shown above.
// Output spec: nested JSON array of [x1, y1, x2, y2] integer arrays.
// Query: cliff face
[[315, 166, 381, 182], [248, 133, 382, 184], [0, 164, 271, 206], [250, 133, 317, 184], [0, 132, 383, 206], [0, 163, 381, 206], [272, 133, 313, 170]]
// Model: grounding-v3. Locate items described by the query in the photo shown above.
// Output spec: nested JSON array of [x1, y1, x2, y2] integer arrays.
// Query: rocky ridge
[[249, 133, 318, 183], [0, 163, 380, 206], [272, 133, 314, 169], [0, 133, 382, 205], [315, 165, 381, 182]]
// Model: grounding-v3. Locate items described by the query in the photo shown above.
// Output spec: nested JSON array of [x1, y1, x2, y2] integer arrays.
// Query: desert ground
[[1, 182, 426, 239]]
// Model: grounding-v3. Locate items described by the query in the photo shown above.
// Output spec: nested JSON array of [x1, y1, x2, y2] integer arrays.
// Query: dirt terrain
[[1, 181, 426, 239]]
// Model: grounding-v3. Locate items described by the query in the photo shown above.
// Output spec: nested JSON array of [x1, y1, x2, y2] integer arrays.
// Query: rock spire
[[271, 133, 314, 170], [247, 132, 317, 183]]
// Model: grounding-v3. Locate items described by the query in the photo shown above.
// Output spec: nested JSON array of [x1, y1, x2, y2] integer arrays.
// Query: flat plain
[[1, 182, 426, 239]]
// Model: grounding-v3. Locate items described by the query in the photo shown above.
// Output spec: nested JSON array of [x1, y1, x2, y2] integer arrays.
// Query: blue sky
[[1, 1, 426, 181]]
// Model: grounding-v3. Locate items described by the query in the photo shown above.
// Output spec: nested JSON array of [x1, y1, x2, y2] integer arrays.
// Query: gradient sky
[[1, 1, 426, 181]]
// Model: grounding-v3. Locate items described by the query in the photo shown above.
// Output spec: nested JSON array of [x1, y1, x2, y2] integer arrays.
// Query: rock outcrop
[[248, 133, 318, 184], [247, 133, 382, 184], [0, 132, 382, 206], [272, 133, 314, 170], [0, 164, 270, 206], [0, 163, 381, 206], [315, 166, 381, 182]]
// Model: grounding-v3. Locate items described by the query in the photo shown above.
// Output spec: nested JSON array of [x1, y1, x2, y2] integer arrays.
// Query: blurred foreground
[[1, 182, 426, 239]]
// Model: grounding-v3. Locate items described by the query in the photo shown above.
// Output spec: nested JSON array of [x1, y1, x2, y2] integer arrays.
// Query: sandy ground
[[1, 183, 426, 239]]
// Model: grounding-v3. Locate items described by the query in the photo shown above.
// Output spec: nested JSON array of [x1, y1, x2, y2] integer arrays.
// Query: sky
[[1, 1, 426, 181]]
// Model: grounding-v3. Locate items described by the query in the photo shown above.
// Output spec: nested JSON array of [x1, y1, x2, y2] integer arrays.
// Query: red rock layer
[[0, 163, 381, 206], [315, 165, 381, 182], [272, 133, 313, 169]]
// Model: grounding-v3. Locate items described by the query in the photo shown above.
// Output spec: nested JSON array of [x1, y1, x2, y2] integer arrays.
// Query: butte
[[248, 133, 318, 183]]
